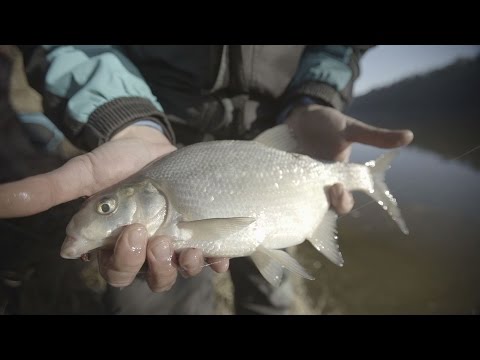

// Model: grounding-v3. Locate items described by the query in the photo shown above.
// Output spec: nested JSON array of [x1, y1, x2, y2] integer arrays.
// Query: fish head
[[61, 179, 167, 259]]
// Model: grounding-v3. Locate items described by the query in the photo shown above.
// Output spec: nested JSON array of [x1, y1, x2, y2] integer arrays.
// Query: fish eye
[[97, 198, 117, 215]]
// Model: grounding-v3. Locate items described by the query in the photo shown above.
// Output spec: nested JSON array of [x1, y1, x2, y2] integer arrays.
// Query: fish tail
[[366, 150, 409, 235]]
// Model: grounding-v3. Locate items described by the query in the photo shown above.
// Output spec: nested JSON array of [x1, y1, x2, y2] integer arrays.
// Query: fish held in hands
[[61, 125, 408, 286]]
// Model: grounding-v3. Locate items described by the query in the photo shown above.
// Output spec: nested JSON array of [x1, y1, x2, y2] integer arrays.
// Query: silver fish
[[61, 125, 408, 286]]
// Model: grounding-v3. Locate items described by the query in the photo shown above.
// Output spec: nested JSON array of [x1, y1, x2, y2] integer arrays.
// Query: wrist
[[111, 123, 172, 146], [286, 102, 331, 127]]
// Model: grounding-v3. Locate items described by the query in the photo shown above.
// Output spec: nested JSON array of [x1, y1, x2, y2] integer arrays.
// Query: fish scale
[[143, 141, 360, 256]]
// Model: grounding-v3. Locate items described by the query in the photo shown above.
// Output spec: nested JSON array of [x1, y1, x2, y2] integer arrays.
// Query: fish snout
[[60, 235, 83, 259]]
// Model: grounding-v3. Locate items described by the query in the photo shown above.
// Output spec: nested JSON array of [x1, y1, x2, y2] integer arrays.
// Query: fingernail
[[347, 192, 354, 206], [331, 184, 343, 198], [127, 226, 147, 254], [151, 239, 172, 263], [179, 268, 189, 279], [180, 251, 202, 275]]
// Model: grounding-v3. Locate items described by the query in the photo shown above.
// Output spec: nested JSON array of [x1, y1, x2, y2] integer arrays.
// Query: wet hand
[[0, 124, 228, 292], [0, 125, 175, 218], [286, 104, 414, 215], [98, 224, 229, 292]]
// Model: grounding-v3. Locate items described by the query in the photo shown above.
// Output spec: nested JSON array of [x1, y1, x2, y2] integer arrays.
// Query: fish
[[60, 124, 408, 286]]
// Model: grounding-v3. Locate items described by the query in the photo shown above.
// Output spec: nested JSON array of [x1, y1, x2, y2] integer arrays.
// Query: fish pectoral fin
[[254, 124, 299, 153], [178, 217, 255, 239], [251, 246, 315, 287], [308, 209, 344, 266]]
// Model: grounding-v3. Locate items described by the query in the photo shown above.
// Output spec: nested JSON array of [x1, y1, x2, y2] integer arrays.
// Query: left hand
[[0, 125, 229, 291], [285, 104, 414, 215]]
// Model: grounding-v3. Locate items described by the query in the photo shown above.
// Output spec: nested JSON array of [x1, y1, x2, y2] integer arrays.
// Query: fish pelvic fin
[[366, 150, 409, 235], [251, 246, 315, 287], [178, 217, 255, 239]]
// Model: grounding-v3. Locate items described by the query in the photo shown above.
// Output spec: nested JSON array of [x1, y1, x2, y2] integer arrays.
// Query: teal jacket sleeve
[[32, 45, 174, 150], [283, 45, 374, 111]]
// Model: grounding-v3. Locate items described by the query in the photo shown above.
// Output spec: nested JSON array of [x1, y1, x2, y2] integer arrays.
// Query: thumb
[[345, 117, 414, 148], [0, 154, 97, 218]]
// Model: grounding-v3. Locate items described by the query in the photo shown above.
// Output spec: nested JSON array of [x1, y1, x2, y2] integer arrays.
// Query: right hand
[[98, 224, 229, 292], [0, 124, 229, 292]]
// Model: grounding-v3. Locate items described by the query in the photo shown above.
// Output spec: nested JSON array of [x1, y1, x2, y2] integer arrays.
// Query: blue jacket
[[25, 45, 373, 149]]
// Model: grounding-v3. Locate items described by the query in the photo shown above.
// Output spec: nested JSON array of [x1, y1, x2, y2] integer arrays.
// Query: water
[[299, 143, 480, 314]]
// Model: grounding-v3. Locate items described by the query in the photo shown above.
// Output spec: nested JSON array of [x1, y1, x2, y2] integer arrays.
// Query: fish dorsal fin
[[178, 217, 255, 239], [254, 124, 298, 152], [308, 209, 344, 266], [251, 245, 315, 287]]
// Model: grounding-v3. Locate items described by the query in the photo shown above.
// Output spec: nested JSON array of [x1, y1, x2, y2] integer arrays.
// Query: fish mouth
[[60, 235, 91, 259], [80, 253, 92, 262]]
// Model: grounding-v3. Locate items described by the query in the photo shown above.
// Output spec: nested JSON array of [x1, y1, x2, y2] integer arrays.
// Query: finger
[[328, 183, 355, 216], [146, 236, 178, 292], [178, 248, 204, 278], [206, 258, 230, 273], [0, 153, 100, 218], [0, 140, 169, 219], [345, 117, 414, 149], [99, 224, 148, 287]]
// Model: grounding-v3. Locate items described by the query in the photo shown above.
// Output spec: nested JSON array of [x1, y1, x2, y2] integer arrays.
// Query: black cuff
[[80, 97, 175, 150], [289, 82, 346, 111]]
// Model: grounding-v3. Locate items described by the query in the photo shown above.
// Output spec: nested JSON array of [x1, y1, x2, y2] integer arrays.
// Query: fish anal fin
[[251, 245, 314, 287], [308, 210, 344, 266]]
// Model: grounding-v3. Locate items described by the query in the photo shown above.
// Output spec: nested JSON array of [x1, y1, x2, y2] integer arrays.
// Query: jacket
[[23, 45, 374, 149]]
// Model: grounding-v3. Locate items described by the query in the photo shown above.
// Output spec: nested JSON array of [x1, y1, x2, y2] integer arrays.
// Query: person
[[0, 45, 413, 314], [0, 45, 81, 160]]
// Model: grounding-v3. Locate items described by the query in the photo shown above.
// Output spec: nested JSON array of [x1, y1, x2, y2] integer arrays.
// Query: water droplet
[[378, 200, 384, 206], [210, 196, 215, 201], [274, 183, 279, 189]]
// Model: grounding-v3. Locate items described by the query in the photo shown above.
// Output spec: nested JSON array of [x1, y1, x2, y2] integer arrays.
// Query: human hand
[[286, 104, 414, 215], [0, 124, 229, 292], [97, 224, 229, 292]]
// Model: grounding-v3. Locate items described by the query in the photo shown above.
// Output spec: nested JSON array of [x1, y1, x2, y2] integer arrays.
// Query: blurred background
[[1, 45, 479, 314]]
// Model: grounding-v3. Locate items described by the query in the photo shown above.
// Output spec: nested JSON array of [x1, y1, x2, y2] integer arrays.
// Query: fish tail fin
[[366, 150, 409, 235]]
